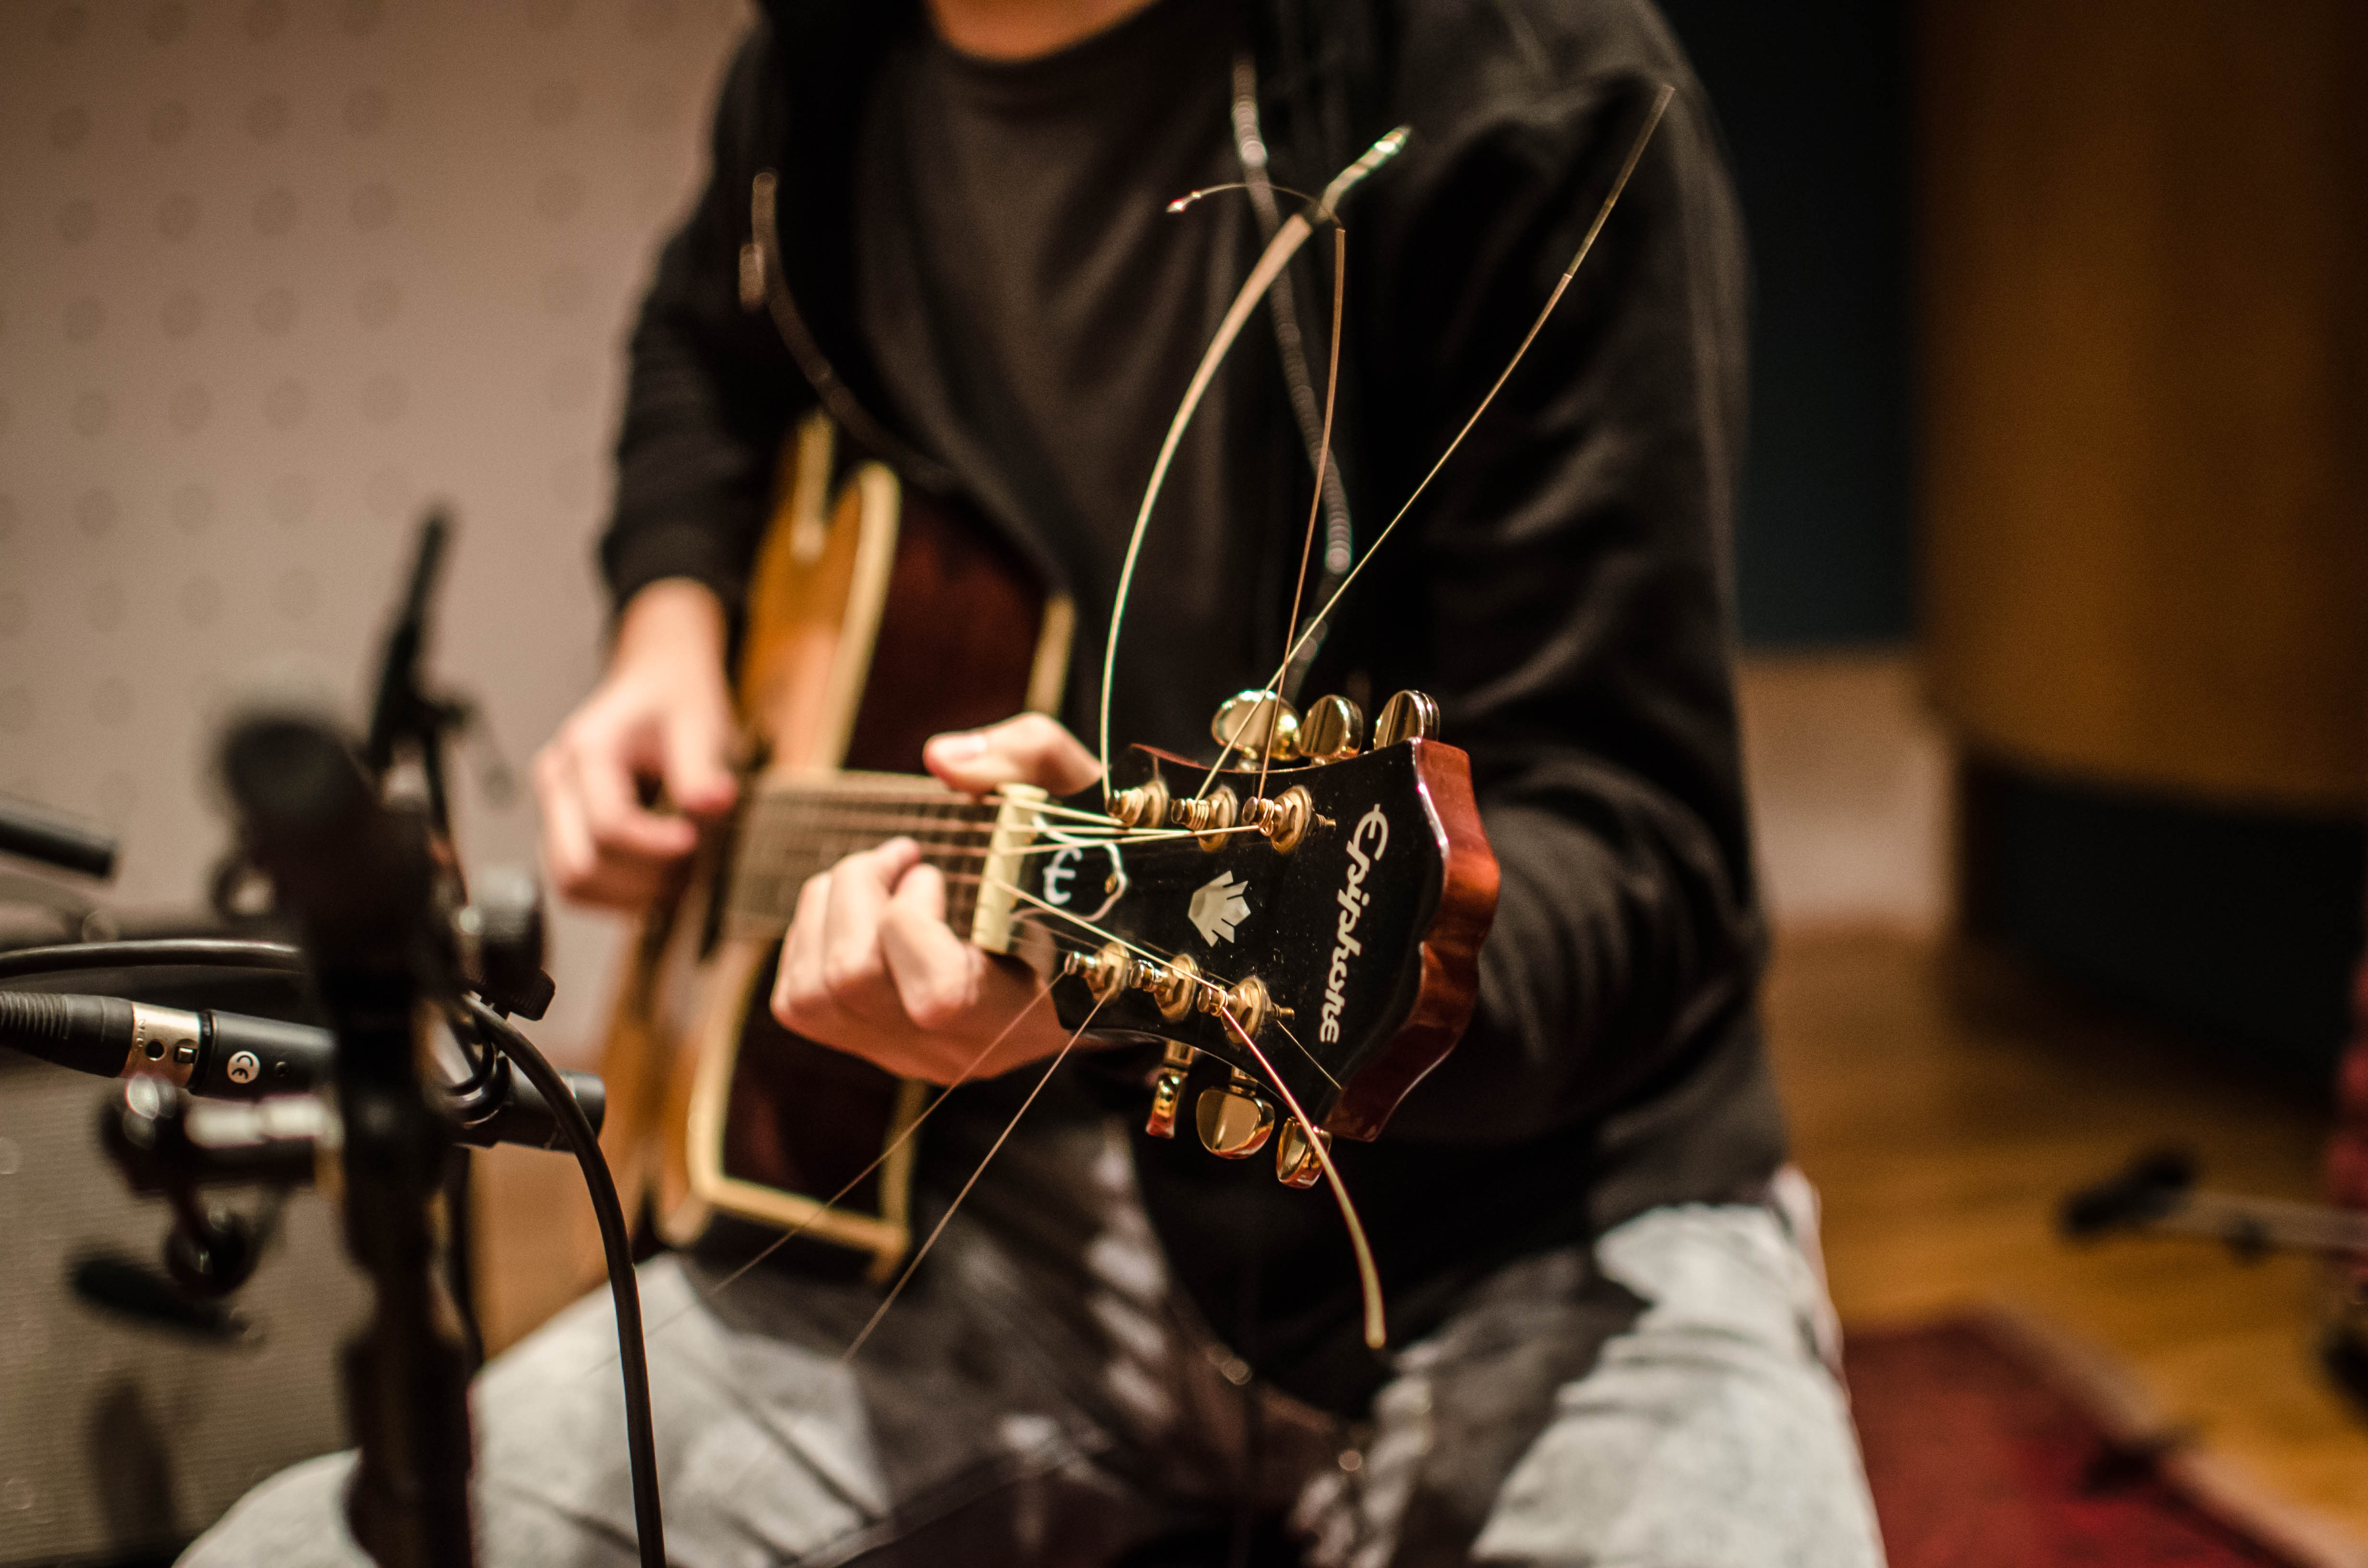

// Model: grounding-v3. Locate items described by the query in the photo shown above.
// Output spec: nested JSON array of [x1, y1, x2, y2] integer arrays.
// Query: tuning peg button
[[1211, 690, 1300, 761], [1275, 1120, 1330, 1187], [1196, 1071, 1277, 1158], [1374, 690, 1441, 747], [1146, 1070, 1186, 1139], [1143, 1041, 1196, 1139], [1299, 696, 1365, 762]]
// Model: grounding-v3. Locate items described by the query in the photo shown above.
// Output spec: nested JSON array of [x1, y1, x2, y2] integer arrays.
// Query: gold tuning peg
[[1211, 690, 1300, 762], [1144, 1042, 1196, 1139], [1107, 776, 1170, 831], [1373, 689, 1441, 747], [1138, 952, 1199, 1021], [1061, 942, 1135, 1003], [1275, 1120, 1330, 1187], [1196, 1069, 1277, 1158], [1194, 973, 1283, 1039], [1240, 785, 1312, 852], [1299, 696, 1365, 762]]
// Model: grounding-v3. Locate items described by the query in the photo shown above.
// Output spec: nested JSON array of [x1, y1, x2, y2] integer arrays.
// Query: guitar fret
[[720, 780, 1010, 939]]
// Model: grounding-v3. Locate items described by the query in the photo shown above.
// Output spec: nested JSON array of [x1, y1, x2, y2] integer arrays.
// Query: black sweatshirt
[[601, 0, 1784, 1415]]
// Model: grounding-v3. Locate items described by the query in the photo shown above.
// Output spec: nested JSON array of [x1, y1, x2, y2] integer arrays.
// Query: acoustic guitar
[[595, 411, 1499, 1283]]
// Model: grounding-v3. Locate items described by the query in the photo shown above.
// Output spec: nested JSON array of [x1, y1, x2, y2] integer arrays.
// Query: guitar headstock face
[[1018, 718, 1497, 1171]]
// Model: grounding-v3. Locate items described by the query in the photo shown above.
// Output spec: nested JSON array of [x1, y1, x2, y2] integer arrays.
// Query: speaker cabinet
[[0, 1055, 369, 1566]]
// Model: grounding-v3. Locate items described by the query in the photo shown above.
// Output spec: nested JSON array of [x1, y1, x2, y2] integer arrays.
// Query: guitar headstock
[[1010, 690, 1499, 1185]]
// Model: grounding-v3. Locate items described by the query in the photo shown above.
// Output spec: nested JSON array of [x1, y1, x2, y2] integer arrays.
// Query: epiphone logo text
[[1319, 806, 1391, 1044]]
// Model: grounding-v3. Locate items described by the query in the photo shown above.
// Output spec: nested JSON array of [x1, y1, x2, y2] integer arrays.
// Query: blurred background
[[1, 0, 2364, 1564]]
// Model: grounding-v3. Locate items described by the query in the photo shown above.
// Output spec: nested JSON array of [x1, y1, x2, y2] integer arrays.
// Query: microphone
[[0, 991, 603, 1148]]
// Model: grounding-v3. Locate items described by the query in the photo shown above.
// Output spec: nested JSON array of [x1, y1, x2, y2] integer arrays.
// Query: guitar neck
[[720, 773, 1007, 942]]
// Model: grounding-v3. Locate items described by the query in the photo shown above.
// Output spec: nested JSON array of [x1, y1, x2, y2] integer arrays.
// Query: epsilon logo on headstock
[[1188, 870, 1252, 945]]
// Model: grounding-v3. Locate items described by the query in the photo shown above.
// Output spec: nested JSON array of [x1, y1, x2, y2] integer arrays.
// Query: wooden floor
[[1769, 928, 2368, 1543]]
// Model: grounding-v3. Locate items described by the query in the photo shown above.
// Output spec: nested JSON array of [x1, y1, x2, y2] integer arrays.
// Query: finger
[[818, 839, 917, 998], [772, 870, 834, 1029], [575, 740, 700, 862], [662, 700, 739, 820], [878, 866, 981, 1036], [924, 712, 1101, 796], [535, 746, 603, 901]]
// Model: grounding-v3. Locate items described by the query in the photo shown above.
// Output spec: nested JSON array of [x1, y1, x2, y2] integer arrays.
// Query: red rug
[[1846, 1314, 2356, 1568]]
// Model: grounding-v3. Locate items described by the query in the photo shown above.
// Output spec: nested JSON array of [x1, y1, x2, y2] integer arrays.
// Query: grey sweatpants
[[183, 1123, 1883, 1567]]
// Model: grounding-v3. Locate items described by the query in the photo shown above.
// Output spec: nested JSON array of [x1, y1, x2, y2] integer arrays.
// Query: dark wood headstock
[[1022, 729, 1498, 1162]]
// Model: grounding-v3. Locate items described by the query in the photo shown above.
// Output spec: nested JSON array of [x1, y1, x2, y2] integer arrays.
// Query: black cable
[[0, 938, 303, 984], [443, 1150, 486, 1374], [464, 998, 666, 1568]]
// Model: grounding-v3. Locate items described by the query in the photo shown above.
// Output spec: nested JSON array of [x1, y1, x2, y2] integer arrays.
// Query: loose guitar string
[[1191, 83, 1676, 801], [645, 814, 1344, 1360], [1170, 180, 1316, 210], [1217, 1003, 1385, 1349], [823, 874, 1375, 1355], [1097, 126, 1411, 804], [785, 858, 1377, 1348], [584, 985, 1064, 1376], [615, 871, 1266, 1362], [1259, 224, 1347, 807], [841, 994, 1109, 1361]]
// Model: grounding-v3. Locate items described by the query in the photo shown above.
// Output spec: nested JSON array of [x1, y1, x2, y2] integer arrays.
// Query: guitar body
[[597, 413, 1072, 1279]]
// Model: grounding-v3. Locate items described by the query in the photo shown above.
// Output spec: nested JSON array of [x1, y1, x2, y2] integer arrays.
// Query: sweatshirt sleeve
[[600, 27, 812, 621], [1350, 69, 1764, 1145]]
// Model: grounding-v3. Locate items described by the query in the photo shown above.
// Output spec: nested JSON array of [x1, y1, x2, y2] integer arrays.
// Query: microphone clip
[[100, 1074, 322, 1298]]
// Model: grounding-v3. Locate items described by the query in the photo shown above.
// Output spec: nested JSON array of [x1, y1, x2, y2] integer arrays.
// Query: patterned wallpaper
[[0, 0, 748, 1048]]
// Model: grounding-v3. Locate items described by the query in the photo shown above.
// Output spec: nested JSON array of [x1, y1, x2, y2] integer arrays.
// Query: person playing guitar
[[188, 1, 1884, 1564]]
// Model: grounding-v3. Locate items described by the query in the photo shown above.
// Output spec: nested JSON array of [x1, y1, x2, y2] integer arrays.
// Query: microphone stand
[[222, 715, 475, 1568], [46, 506, 662, 1568]]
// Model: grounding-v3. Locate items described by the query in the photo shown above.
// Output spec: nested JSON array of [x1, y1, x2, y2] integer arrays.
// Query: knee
[[178, 1453, 369, 1568]]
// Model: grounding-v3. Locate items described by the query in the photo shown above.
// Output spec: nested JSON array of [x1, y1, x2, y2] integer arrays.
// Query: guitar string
[[744, 788, 1126, 829], [1191, 84, 1676, 801], [580, 985, 1063, 1378], [1169, 180, 1316, 210], [720, 827, 1268, 924], [1258, 222, 1347, 808], [808, 866, 1375, 1345], [982, 873, 1344, 1092], [616, 870, 1345, 1361], [729, 812, 1246, 847], [1217, 1003, 1385, 1349], [1097, 127, 1411, 804], [842, 994, 1109, 1361]]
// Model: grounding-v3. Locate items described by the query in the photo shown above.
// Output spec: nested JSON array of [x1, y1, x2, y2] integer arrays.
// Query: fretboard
[[720, 773, 1004, 942]]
